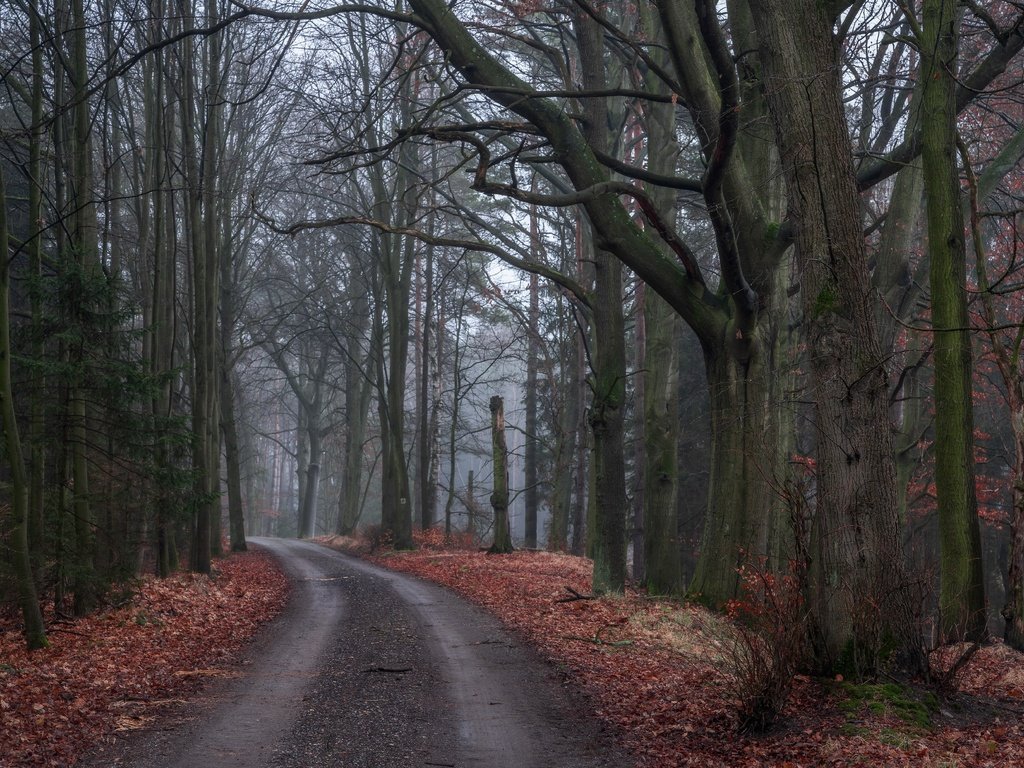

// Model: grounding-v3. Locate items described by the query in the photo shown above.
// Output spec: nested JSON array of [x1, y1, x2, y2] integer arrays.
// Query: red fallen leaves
[[0, 550, 289, 768], [367, 539, 1024, 768]]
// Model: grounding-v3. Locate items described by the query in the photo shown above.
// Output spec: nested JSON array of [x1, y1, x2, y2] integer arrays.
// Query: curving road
[[82, 538, 627, 768]]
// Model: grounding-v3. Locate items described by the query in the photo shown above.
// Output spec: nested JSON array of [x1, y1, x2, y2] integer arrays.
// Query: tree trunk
[[488, 396, 514, 553], [570, 326, 588, 557], [1, 166, 48, 649], [299, 422, 322, 538], [27, 0, 46, 564], [638, 28, 683, 590], [67, 0, 99, 614], [418, 238, 437, 531], [575, 7, 627, 593], [370, 92, 416, 549], [338, 322, 374, 535], [549, 239, 584, 553], [382, 253, 413, 548], [179, 0, 221, 574], [690, 328, 789, 603], [920, 0, 987, 641], [524, 230, 540, 549], [749, 0, 917, 671], [220, 368, 247, 551], [633, 284, 647, 585], [589, 244, 628, 593], [443, 280, 469, 539], [218, 199, 246, 551], [152, 96, 177, 577], [643, 293, 682, 594], [466, 470, 476, 537]]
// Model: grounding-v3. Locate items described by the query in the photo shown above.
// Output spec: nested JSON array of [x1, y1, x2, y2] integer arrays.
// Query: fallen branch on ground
[[555, 586, 597, 603]]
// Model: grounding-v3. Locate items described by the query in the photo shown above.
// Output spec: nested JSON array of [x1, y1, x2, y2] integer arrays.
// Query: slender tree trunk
[[920, 0, 987, 641], [383, 236, 413, 547], [204, 0, 224, 560], [1, 167, 48, 650], [524, 217, 540, 549], [418, 240, 437, 530], [443, 281, 468, 539], [68, 0, 98, 614], [638, 28, 684, 589], [570, 325, 588, 557], [295, 407, 309, 533], [575, 8, 627, 592], [179, 0, 220, 573], [548, 276, 580, 553], [368, 82, 416, 548], [964, 137, 1024, 651], [633, 284, 647, 585], [220, 368, 247, 551], [151, 84, 177, 575], [466, 470, 476, 538], [27, 0, 46, 563]]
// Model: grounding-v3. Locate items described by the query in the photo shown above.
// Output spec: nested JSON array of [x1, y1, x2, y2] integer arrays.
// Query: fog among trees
[[3, 0, 1024, 677]]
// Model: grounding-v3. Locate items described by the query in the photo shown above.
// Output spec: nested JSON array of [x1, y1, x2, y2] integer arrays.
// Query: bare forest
[[4, 0, 1024, 765]]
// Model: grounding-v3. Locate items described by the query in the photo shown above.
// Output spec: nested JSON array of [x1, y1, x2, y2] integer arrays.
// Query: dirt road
[[82, 538, 627, 767]]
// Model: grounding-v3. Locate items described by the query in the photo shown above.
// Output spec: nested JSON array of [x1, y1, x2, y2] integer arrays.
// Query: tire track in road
[[82, 538, 628, 768]]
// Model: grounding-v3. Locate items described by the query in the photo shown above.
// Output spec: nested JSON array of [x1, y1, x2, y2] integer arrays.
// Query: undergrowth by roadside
[[0, 550, 289, 768], [322, 530, 1024, 768]]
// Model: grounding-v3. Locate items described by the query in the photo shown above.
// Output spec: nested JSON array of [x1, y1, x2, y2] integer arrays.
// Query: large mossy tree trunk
[[642, 292, 681, 594], [588, 245, 628, 593], [920, 0, 987, 642], [749, 0, 918, 672], [690, 324, 791, 604]]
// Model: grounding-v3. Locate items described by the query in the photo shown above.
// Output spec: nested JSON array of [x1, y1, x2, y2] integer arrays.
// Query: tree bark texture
[[1, 166, 49, 649], [575, 6, 628, 593], [920, 0, 987, 641], [488, 396, 514, 554], [748, 0, 916, 671]]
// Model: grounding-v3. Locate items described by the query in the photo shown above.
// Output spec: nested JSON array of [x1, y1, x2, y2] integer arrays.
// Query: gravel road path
[[81, 538, 628, 768]]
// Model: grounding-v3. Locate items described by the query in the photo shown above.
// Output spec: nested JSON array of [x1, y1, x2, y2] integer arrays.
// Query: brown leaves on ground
[[0, 550, 288, 767], [358, 535, 1024, 768]]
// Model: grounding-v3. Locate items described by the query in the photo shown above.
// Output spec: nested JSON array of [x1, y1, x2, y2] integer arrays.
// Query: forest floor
[[320, 530, 1024, 768], [3, 536, 1023, 767], [0, 551, 289, 767]]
